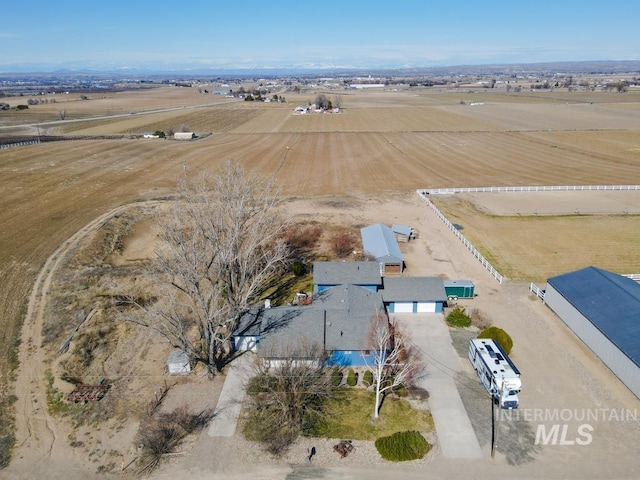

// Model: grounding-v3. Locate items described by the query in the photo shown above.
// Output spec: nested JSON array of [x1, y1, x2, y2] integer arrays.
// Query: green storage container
[[444, 280, 475, 300]]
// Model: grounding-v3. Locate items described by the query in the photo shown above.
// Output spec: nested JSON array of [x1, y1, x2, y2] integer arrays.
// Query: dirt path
[[7, 202, 160, 479]]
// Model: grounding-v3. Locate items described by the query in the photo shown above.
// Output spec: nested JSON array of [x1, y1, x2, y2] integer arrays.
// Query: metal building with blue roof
[[360, 223, 404, 275], [545, 266, 640, 399]]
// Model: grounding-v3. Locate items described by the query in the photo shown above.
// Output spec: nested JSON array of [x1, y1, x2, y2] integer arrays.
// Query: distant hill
[[1, 60, 639, 82]]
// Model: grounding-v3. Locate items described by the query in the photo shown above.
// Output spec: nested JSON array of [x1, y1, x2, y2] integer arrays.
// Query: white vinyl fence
[[416, 190, 504, 284], [529, 283, 545, 300], [0, 139, 41, 150], [420, 185, 640, 195]]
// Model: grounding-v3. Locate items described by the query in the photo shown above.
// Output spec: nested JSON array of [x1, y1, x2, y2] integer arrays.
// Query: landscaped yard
[[308, 388, 433, 440]]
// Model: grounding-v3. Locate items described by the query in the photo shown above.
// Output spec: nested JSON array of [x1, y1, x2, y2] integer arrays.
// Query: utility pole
[[491, 377, 505, 459], [491, 396, 496, 459]]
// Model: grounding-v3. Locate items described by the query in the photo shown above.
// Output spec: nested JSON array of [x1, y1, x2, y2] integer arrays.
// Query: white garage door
[[417, 302, 436, 313], [394, 302, 414, 313]]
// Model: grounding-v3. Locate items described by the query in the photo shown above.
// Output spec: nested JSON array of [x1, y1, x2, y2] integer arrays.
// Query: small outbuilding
[[166, 350, 191, 375], [391, 224, 413, 242], [360, 224, 404, 275], [544, 266, 640, 399]]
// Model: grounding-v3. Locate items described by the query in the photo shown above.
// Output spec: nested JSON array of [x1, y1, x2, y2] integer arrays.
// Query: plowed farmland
[[1, 84, 640, 473]]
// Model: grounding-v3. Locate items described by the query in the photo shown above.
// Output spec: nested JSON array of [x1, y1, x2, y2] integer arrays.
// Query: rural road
[[0, 97, 243, 136]]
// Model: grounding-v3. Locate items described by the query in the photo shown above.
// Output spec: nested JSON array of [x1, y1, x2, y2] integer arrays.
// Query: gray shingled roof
[[313, 261, 382, 287], [547, 266, 640, 367], [255, 285, 385, 358], [360, 224, 403, 263], [381, 276, 447, 302]]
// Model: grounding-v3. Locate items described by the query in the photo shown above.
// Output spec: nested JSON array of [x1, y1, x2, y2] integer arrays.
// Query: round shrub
[[346, 369, 357, 387], [375, 431, 431, 462], [330, 368, 343, 386], [291, 261, 306, 277], [362, 370, 373, 387], [446, 306, 472, 328], [477, 326, 513, 354]]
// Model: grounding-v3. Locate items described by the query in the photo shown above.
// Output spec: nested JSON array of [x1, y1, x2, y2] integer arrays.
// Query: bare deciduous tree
[[365, 311, 422, 418], [130, 161, 290, 374], [243, 342, 336, 454]]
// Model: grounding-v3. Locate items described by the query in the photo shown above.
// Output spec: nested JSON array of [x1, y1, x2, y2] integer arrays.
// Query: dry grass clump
[[283, 222, 323, 255], [136, 405, 213, 475], [467, 307, 492, 330], [330, 229, 359, 258]]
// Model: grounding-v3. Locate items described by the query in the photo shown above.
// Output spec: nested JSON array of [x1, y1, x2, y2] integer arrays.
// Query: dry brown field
[[431, 193, 640, 282], [1, 84, 640, 472]]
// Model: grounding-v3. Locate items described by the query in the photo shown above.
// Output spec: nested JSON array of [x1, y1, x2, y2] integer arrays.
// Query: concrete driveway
[[207, 353, 254, 437], [396, 313, 483, 459]]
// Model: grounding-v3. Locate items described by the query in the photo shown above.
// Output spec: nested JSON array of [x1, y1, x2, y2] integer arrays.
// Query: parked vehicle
[[444, 279, 475, 301], [468, 338, 521, 409]]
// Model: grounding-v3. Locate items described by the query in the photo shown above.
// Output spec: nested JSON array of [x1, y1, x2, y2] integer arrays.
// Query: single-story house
[[544, 266, 640, 399], [236, 284, 386, 367], [381, 276, 447, 313], [232, 262, 461, 365], [360, 224, 404, 275], [313, 261, 382, 293]]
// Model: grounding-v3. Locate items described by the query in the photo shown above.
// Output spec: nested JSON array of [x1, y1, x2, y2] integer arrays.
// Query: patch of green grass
[[307, 388, 432, 440], [45, 370, 72, 416]]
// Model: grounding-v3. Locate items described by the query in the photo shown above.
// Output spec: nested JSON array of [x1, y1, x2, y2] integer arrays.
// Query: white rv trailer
[[468, 338, 521, 409]]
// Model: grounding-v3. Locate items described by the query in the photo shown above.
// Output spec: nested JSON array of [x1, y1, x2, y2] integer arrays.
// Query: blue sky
[[2, 0, 639, 72]]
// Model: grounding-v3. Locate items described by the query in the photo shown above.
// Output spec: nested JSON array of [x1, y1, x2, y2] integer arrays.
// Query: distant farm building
[[349, 83, 385, 89], [174, 132, 196, 140], [544, 266, 640, 399]]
